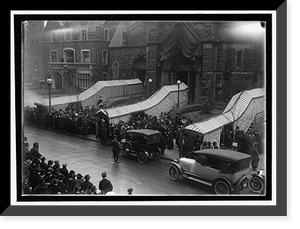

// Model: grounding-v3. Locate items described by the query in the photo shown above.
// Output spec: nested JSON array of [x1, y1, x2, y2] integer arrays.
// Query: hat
[[84, 174, 91, 179], [76, 173, 83, 179], [127, 188, 133, 193], [62, 163, 67, 167], [101, 172, 107, 178], [51, 178, 58, 186]]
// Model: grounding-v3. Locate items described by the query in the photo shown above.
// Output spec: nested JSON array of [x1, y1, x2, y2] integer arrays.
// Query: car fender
[[169, 161, 184, 176], [213, 176, 234, 191]]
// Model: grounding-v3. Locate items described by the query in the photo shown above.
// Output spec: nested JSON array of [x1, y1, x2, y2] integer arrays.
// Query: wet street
[[24, 125, 211, 195]]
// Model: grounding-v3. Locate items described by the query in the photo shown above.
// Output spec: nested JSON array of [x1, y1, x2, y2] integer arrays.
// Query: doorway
[[177, 71, 195, 104], [53, 71, 62, 90]]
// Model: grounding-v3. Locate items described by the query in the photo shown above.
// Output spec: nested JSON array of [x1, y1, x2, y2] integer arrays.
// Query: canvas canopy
[[35, 79, 143, 111], [100, 83, 188, 124], [184, 88, 265, 147]]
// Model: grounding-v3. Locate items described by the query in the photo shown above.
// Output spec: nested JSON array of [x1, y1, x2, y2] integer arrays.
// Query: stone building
[[108, 21, 265, 104], [23, 21, 45, 85], [43, 21, 118, 91]]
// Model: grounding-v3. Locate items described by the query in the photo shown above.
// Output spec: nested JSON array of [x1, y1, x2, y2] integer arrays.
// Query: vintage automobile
[[121, 129, 162, 164], [168, 149, 256, 195]]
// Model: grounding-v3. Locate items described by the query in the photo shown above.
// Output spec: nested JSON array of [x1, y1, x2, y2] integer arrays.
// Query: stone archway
[[53, 71, 62, 90]]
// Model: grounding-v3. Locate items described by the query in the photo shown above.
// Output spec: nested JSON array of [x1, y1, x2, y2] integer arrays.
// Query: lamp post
[[46, 78, 52, 111], [148, 78, 152, 98], [177, 80, 181, 108]]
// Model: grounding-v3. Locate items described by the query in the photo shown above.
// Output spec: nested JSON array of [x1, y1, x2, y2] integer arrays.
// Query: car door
[[189, 155, 206, 178], [203, 156, 220, 182]]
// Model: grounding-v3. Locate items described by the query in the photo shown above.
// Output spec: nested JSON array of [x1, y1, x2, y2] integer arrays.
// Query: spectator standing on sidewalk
[[99, 172, 113, 194]]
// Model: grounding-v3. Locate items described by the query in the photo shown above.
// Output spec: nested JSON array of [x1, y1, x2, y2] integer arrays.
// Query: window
[[65, 31, 71, 40], [63, 48, 75, 63], [102, 72, 108, 80], [76, 73, 91, 89], [51, 32, 57, 42], [102, 50, 108, 65], [81, 50, 90, 63], [235, 50, 244, 69], [112, 61, 120, 79], [104, 28, 110, 41], [50, 50, 58, 62], [81, 30, 87, 40]]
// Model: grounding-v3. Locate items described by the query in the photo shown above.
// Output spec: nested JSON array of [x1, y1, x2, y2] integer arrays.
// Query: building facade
[[108, 21, 265, 104], [43, 21, 119, 91], [23, 21, 45, 85]]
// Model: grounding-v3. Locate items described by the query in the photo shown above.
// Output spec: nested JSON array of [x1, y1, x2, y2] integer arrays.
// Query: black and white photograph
[[6, 6, 288, 218]]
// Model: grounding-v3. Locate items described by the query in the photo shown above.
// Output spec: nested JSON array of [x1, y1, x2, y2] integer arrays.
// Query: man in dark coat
[[98, 172, 113, 194], [111, 135, 122, 163]]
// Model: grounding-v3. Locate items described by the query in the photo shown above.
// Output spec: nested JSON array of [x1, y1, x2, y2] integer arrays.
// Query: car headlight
[[144, 151, 149, 156]]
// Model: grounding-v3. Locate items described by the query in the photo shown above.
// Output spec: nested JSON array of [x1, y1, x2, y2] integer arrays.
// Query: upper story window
[[81, 50, 90, 63], [63, 48, 75, 63], [235, 50, 244, 69], [50, 50, 58, 62], [51, 32, 57, 42], [104, 28, 110, 41], [81, 29, 87, 40], [65, 30, 71, 40], [102, 50, 108, 65]]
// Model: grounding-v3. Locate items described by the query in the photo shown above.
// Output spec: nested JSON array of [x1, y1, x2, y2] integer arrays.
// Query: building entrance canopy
[[159, 23, 202, 72]]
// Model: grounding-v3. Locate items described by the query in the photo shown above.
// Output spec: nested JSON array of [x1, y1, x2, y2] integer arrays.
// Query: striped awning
[[185, 88, 265, 135]]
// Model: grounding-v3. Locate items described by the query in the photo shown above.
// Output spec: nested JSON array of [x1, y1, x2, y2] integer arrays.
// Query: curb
[[25, 123, 175, 162]]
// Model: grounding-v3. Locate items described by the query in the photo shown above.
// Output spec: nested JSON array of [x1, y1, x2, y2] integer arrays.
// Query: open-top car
[[168, 149, 261, 195], [121, 129, 162, 164]]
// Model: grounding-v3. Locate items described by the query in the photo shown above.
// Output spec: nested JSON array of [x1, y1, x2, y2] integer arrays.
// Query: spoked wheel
[[123, 142, 132, 153], [169, 165, 180, 181], [248, 176, 264, 194], [152, 150, 161, 161], [213, 180, 231, 195], [137, 151, 147, 164]]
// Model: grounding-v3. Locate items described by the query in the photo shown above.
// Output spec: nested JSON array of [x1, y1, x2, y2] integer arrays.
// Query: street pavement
[[24, 125, 212, 195], [23, 124, 265, 195]]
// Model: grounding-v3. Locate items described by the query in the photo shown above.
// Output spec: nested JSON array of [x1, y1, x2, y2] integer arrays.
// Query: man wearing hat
[[81, 174, 95, 194], [48, 178, 62, 194], [127, 188, 133, 195], [98, 172, 113, 194], [111, 135, 122, 163]]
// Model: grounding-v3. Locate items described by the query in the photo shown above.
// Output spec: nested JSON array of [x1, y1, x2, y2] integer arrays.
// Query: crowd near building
[[24, 20, 264, 105]]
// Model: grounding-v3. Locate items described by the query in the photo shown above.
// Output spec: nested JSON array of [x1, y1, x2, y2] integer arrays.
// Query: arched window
[[63, 48, 75, 63], [112, 61, 120, 79]]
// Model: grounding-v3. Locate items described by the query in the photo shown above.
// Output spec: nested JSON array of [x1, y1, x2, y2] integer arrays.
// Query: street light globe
[[177, 80, 181, 85], [148, 78, 152, 83], [46, 78, 52, 85]]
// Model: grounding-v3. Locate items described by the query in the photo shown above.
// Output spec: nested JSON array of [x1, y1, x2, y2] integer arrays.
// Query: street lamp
[[46, 78, 52, 111], [177, 80, 181, 108], [148, 78, 152, 98]]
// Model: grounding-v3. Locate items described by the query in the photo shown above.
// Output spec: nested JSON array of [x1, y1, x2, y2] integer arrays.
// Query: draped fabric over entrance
[[159, 23, 202, 71]]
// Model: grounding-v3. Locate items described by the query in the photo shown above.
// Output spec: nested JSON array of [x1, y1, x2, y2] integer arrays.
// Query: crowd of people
[[22, 137, 133, 195], [24, 104, 98, 136]]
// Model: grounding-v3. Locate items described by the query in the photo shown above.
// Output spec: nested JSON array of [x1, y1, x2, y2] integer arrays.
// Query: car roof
[[126, 129, 161, 136], [193, 149, 252, 162]]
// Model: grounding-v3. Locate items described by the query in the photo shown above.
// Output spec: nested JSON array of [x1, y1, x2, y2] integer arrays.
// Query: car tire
[[213, 179, 231, 195], [248, 176, 264, 194], [137, 151, 147, 164], [169, 165, 180, 181], [123, 142, 132, 154]]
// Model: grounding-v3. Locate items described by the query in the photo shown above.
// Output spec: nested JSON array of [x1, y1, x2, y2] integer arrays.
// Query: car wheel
[[137, 152, 147, 164], [152, 149, 161, 161], [248, 176, 264, 194], [169, 165, 180, 181], [213, 180, 231, 195], [123, 142, 132, 153]]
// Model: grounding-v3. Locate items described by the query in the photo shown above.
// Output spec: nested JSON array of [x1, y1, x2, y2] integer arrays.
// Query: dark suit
[[99, 178, 113, 194]]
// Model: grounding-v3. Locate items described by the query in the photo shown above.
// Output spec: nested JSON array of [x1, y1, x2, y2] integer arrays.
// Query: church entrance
[[177, 71, 195, 104]]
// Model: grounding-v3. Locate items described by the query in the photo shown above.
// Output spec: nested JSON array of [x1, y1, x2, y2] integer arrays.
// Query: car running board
[[185, 175, 212, 187]]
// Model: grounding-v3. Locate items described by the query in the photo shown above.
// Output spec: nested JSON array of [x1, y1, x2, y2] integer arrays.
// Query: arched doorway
[[53, 71, 62, 90], [112, 61, 120, 80]]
